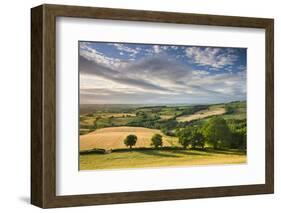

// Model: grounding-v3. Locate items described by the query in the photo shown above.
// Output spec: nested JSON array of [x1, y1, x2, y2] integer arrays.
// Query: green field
[[80, 148, 246, 170], [79, 101, 247, 170]]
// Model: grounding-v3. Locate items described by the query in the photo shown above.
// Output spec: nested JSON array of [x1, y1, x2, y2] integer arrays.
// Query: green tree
[[177, 126, 193, 149], [177, 126, 205, 149], [124, 134, 137, 149], [225, 105, 235, 114], [151, 134, 163, 148], [203, 117, 231, 149], [191, 129, 205, 149], [227, 119, 246, 150]]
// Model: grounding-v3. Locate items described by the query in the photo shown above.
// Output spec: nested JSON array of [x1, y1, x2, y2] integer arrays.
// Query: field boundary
[[80, 147, 246, 155]]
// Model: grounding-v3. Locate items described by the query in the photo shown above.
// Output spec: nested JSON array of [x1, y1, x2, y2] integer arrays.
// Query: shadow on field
[[80, 146, 246, 157], [169, 149, 211, 156], [132, 149, 211, 158], [134, 149, 180, 158], [203, 148, 246, 155]]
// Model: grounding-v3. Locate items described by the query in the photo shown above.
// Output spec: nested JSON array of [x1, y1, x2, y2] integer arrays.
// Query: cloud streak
[[185, 47, 238, 69], [79, 42, 246, 104]]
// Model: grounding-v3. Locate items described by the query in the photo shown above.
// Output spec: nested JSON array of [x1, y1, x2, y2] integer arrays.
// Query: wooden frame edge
[[265, 19, 274, 194], [31, 5, 44, 208], [31, 4, 274, 208]]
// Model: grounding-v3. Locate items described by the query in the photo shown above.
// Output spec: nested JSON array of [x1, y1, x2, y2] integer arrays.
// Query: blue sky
[[79, 41, 246, 104]]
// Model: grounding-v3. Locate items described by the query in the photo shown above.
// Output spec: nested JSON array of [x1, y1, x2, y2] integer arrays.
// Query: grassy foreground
[[80, 149, 246, 170]]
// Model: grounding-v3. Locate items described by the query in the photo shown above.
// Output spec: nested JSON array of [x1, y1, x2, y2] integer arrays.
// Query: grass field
[[80, 126, 178, 151], [79, 102, 246, 170], [80, 148, 246, 170]]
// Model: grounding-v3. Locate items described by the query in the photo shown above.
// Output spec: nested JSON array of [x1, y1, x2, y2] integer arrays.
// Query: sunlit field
[[80, 148, 246, 170], [79, 42, 247, 170]]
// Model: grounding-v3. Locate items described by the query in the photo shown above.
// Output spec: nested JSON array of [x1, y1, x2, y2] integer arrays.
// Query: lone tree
[[151, 134, 163, 148], [124, 134, 137, 149], [203, 117, 230, 149]]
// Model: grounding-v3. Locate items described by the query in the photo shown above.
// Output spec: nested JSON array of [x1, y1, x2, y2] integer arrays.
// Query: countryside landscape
[[79, 41, 247, 170]]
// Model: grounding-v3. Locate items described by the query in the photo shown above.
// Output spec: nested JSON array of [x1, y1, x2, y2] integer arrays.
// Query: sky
[[79, 41, 246, 105]]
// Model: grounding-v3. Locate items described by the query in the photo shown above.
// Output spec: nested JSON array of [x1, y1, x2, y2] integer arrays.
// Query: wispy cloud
[[153, 45, 161, 54], [79, 42, 246, 104], [185, 47, 239, 69], [80, 56, 174, 94], [111, 43, 139, 57], [80, 42, 123, 68]]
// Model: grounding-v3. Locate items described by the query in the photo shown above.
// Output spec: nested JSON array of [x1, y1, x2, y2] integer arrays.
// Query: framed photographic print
[[31, 4, 274, 208]]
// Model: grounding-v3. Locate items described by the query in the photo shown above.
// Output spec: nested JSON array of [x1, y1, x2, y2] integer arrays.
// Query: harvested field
[[80, 126, 178, 151], [176, 107, 226, 122]]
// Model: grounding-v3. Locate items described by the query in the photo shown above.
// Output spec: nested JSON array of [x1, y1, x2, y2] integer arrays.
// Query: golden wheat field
[[80, 126, 178, 151], [176, 107, 226, 122]]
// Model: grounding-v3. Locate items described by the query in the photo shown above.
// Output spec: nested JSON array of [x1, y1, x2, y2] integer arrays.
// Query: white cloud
[[79, 42, 246, 104], [112, 43, 139, 57], [152, 45, 174, 54], [144, 48, 154, 56], [80, 53, 246, 103], [153, 45, 161, 54], [171, 46, 179, 50], [192, 70, 210, 76], [185, 47, 238, 69], [237, 65, 246, 71], [80, 42, 125, 69]]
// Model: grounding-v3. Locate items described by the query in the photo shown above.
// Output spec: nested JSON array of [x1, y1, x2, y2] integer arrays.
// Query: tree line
[[124, 117, 246, 151], [176, 117, 246, 150]]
